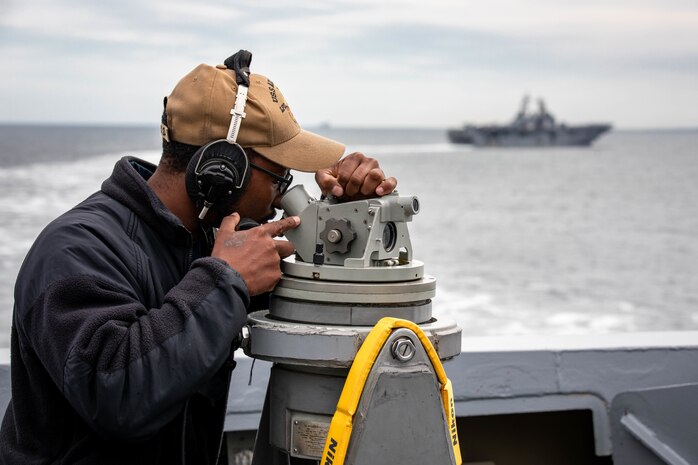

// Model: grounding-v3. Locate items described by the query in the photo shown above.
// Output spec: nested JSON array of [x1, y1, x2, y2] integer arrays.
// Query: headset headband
[[190, 50, 254, 221], [224, 50, 252, 144]]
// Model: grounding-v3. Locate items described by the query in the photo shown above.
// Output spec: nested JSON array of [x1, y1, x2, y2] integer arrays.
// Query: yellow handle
[[320, 317, 462, 465]]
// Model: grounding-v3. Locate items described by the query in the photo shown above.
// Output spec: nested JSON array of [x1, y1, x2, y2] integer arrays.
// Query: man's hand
[[315, 152, 397, 200], [211, 213, 299, 295]]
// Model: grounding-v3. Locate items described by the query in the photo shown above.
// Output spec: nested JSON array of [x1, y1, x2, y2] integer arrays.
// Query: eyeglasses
[[249, 162, 293, 195]]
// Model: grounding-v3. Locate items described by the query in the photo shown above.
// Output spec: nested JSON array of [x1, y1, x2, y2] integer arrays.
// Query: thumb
[[218, 213, 241, 232], [275, 239, 296, 259]]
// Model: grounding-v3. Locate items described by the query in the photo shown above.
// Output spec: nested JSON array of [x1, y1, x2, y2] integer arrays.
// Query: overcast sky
[[1, 0, 696, 129]]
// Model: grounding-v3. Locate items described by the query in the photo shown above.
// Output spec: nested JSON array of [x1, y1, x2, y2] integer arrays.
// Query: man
[[0, 52, 397, 464]]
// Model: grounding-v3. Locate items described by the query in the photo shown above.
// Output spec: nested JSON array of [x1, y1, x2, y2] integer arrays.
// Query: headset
[[185, 50, 253, 221]]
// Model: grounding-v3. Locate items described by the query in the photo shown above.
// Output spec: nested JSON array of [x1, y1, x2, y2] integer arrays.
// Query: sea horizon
[[1, 121, 696, 131]]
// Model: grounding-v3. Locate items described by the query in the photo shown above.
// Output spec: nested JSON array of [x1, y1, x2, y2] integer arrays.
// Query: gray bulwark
[[611, 382, 698, 465], [224, 330, 698, 461], [3, 333, 698, 462]]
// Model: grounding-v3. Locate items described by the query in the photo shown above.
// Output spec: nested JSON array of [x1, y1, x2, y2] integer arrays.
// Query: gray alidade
[[281, 185, 420, 271]]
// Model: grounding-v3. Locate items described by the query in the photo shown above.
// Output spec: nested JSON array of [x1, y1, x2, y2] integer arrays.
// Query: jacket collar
[[101, 156, 192, 246]]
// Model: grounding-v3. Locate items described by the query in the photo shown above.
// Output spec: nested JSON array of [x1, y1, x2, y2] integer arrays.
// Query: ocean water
[[1, 125, 697, 348]]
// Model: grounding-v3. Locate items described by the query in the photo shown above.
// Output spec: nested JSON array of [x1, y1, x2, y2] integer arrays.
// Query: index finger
[[261, 216, 301, 237]]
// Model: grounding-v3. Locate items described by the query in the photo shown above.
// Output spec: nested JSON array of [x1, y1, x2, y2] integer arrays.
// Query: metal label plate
[[290, 412, 331, 459]]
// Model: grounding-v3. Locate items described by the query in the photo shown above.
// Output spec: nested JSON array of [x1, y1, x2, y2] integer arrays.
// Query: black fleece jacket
[[0, 157, 250, 464]]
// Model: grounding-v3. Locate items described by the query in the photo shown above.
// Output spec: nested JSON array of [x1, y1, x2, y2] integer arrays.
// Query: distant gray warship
[[448, 96, 611, 147]]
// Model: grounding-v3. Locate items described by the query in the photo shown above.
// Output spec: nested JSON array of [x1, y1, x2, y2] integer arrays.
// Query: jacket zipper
[[180, 399, 190, 465], [180, 233, 194, 465], [185, 233, 193, 271]]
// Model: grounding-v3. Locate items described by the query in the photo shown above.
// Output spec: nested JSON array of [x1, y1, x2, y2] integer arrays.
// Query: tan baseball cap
[[162, 63, 345, 172]]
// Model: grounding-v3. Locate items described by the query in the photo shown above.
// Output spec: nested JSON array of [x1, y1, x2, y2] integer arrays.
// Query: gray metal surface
[[269, 296, 432, 325], [271, 274, 436, 304], [248, 187, 458, 462], [449, 332, 698, 457], [280, 187, 418, 267], [267, 365, 345, 458], [611, 382, 698, 465], [258, 328, 458, 463], [344, 328, 456, 465], [225, 331, 698, 460], [245, 311, 462, 367], [3, 334, 698, 462], [280, 256, 425, 282]]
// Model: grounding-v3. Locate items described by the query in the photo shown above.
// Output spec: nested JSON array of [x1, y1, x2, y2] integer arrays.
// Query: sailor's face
[[232, 151, 288, 224]]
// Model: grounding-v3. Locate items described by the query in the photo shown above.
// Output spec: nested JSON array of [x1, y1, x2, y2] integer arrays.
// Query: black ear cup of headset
[[184, 49, 254, 222], [185, 140, 251, 219]]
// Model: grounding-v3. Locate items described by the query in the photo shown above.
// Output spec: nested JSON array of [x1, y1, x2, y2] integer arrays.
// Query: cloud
[[0, 0, 696, 127]]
